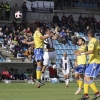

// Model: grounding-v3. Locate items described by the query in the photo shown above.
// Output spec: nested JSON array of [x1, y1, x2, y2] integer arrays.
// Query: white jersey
[[44, 35, 55, 49], [62, 57, 70, 70]]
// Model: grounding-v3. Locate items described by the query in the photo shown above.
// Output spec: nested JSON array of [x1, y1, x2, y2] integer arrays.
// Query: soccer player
[[41, 27, 57, 81], [22, 24, 53, 88], [75, 29, 100, 100], [74, 38, 87, 95], [61, 52, 73, 87]]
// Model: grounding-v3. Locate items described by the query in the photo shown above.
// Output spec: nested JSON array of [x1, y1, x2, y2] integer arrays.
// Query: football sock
[[79, 78, 83, 90], [77, 80, 79, 87], [89, 81, 99, 93], [66, 78, 69, 85], [84, 81, 89, 94], [36, 66, 42, 82]]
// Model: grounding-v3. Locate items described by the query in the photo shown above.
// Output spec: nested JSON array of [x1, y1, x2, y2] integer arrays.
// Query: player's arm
[[74, 58, 78, 67], [74, 46, 87, 56], [60, 59, 63, 70], [81, 43, 94, 55], [69, 58, 74, 72], [22, 40, 34, 45], [40, 33, 53, 40]]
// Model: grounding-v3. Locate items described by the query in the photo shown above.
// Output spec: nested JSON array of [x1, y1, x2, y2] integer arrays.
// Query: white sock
[[41, 73, 44, 81], [66, 78, 69, 85], [65, 79, 67, 84]]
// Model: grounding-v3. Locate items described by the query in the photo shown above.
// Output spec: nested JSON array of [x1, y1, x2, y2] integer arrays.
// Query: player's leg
[[62, 70, 67, 86], [79, 64, 100, 100], [50, 51, 56, 69], [64, 74, 69, 87], [75, 65, 84, 95], [34, 49, 44, 88], [42, 52, 49, 81]]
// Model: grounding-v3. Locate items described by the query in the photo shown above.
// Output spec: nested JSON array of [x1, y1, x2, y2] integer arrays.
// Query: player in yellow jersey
[[75, 29, 100, 100], [22, 24, 53, 88], [74, 38, 87, 95]]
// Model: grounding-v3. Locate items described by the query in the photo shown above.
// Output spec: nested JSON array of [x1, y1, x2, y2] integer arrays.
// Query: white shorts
[[43, 51, 56, 67], [62, 69, 70, 75]]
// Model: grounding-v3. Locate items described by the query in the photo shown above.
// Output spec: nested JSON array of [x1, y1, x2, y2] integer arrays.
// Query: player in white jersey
[[61, 52, 73, 87], [41, 27, 57, 80]]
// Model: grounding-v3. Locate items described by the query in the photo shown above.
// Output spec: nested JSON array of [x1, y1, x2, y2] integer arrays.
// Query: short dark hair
[[43, 27, 50, 34], [36, 22, 42, 29], [87, 29, 95, 37], [78, 37, 85, 43]]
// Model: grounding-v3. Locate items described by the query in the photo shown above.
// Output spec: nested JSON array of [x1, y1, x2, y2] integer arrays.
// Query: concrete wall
[[2, 0, 24, 7], [2, 0, 100, 22], [26, 12, 100, 23], [0, 63, 33, 74]]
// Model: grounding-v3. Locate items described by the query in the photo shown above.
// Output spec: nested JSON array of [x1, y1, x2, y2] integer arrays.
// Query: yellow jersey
[[77, 45, 87, 65], [34, 30, 44, 49], [88, 38, 100, 64]]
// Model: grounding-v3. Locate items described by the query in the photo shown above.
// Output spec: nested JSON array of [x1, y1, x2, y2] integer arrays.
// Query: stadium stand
[[0, 0, 100, 81]]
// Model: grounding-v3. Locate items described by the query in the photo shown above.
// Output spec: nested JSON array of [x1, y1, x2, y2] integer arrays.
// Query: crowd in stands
[[0, 13, 100, 62], [0, 1, 28, 21], [1, 67, 33, 81]]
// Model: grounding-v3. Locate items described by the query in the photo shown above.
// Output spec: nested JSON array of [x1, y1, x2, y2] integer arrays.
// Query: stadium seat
[[56, 63, 60, 68], [67, 50, 71, 54], [82, 3, 85, 7], [89, 4, 93, 7], [55, 40, 59, 45], [78, 2, 81, 7], [74, 3, 77, 7], [93, 4, 97, 8], [85, 3, 88, 7]]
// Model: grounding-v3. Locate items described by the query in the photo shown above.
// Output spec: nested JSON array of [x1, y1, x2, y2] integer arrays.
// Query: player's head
[[63, 52, 67, 57], [87, 29, 95, 40], [43, 27, 50, 35], [36, 23, 42, 31], [77, 37, 85, 46]]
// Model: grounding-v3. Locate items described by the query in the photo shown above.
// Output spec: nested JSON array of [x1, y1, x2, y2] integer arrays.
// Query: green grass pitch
[[0, 82, 99, 100]]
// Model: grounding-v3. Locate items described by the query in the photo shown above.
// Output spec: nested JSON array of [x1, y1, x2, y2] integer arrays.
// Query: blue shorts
[[75, 64, 86, 74], [85, 63, 100, 78], [34, 48, 44, 62]]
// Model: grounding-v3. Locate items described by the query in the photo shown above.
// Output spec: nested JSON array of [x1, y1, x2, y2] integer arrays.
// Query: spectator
[[0, 27, 4, 41], [59, 28, 68, 45], [0, 2, 5, 20], [78, 14, 83, 21], [85, 26, 90, 36], [13, 3, 19, 19], [61, 13, 68, 26], [25, 27, 32, 35], [14, 69, 20, 80], [1, 67, 11, 80], [22, 2, 28, 22], [55, 25, 60, 35], [71, 34, 79, 45], [24, 48, 33, 62], [5, 2, 11, 20], [2, 37, 8, 48], [52, 13, 60, 26], [12, 20, 17, 30]]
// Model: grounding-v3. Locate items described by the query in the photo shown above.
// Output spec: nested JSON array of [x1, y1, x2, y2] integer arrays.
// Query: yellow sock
[[90, 82, 99, 93], [36, 67, 42, 80], [77, 80, 79, 87], [84, 83, 89, 94], [79, 80, 83, 89]]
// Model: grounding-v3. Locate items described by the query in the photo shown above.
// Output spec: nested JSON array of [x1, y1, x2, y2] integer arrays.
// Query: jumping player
[[22, 24, 53, 88], [74, 38, 87, 95], [41, 27, 57, 81], [75, 29, 100, 100]]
